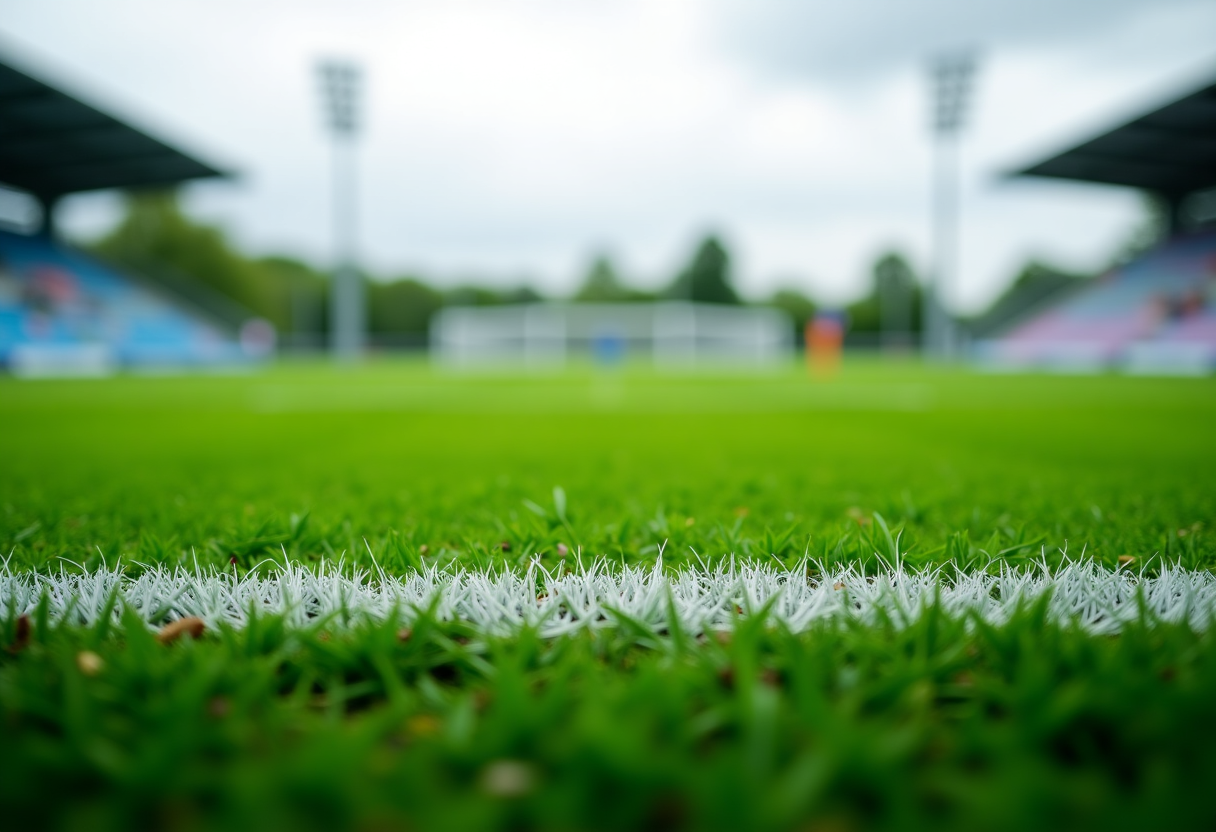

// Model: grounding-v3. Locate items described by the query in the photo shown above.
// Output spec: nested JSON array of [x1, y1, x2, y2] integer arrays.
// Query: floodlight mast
[[924, 52, 976, 360], [318, 60, 365, 361]]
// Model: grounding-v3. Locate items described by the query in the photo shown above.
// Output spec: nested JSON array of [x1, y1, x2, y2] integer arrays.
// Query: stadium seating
[[975, 229, 1216, 373], [0, 229, 247, 374]]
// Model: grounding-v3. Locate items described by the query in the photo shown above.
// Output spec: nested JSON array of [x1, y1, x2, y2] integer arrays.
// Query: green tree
[[89, 190, 555, 344], [91, 191, 296, 331], [443, 285, 542, 307], [847, 252, 921, 336], [368, 278, 442, 336], [501, 285, 544, 305], [666, 235, 739, 304], [256, 256, 328, 336], [874, 252, 921, 336], [574, 255, 629, 302], [768, 288, 816, 344]]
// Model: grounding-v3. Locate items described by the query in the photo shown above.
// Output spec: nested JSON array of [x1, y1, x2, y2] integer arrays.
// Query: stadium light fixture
[[924, 51, 977, 360], [317, 60, 365, 361]]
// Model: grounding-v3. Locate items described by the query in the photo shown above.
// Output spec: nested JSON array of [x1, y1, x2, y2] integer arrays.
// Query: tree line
[[89, 190, 1091, 347]]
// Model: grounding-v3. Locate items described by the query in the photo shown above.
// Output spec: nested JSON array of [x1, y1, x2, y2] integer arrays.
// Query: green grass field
[[3, 359, 1214, 571], [3, 359, 1216, 831]]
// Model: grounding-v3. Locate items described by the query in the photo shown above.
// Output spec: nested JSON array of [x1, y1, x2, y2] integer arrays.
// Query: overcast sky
[[2, 0, 1214, 309]]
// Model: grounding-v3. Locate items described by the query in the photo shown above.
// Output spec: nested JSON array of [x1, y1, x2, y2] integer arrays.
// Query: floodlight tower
[[924, 52, 977, 360], [318, 60, 365, 360]]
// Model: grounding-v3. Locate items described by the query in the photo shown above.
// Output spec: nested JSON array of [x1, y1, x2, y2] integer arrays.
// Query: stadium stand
[[0, 228, 247, 374], [974, 229, 1216, 373], [0, 52, 255, 374], [980, 73, 1216, 372]]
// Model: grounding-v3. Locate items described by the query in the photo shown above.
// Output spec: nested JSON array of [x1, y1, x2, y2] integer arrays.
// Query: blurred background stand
[[0, 54, 264, 375]]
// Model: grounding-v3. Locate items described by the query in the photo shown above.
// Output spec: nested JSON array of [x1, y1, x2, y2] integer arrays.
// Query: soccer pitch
[[2, 359, 1216, 831]]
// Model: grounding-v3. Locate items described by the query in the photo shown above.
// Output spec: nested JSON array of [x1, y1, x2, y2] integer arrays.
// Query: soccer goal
[[430, 301, 792, 368]]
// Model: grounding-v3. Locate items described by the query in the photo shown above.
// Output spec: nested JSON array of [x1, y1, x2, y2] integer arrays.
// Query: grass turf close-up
[[2, 359, 1216, 831]]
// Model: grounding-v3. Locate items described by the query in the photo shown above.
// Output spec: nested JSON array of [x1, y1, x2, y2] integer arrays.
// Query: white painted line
[[3, 558, 1213, 636]]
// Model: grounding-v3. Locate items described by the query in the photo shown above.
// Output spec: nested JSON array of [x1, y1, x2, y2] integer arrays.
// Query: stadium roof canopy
[[0, 56, 227, 201], [1013, 76, 1216, 200]]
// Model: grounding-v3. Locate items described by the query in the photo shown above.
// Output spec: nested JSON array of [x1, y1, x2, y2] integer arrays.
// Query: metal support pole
[[318, 60, 364, 361], [36, 193, 59, 241], [1164, 193, 1186, 237], [329, 131, 364, 359], [924, 52, 976, 361], [929, 129, 959, 358]]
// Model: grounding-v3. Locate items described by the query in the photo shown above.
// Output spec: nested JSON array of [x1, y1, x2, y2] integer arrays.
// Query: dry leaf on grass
[[157, 616, 206, 644], [7, 614, 31, 654], [480, 760, 536, 798]]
